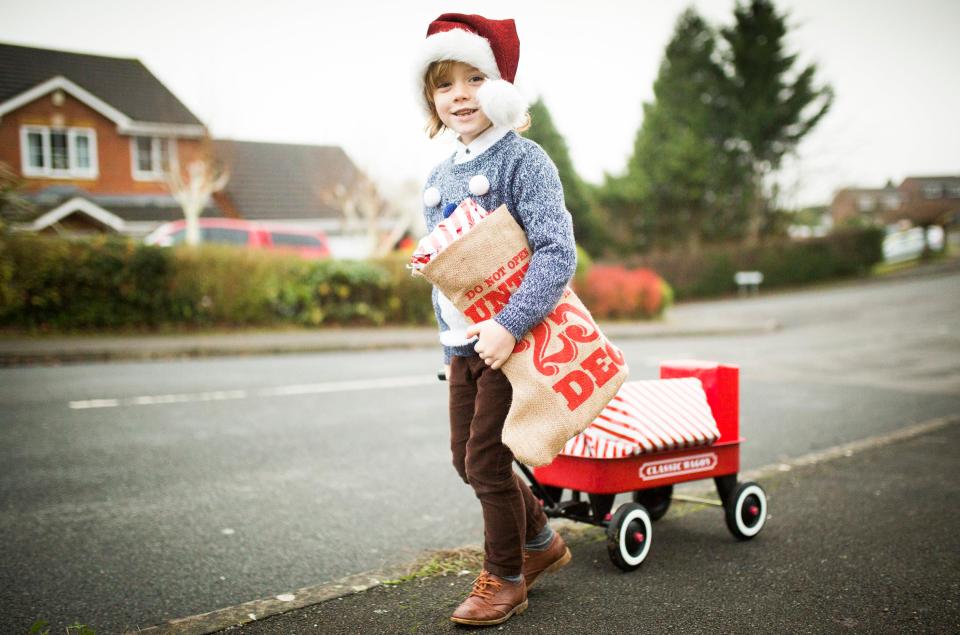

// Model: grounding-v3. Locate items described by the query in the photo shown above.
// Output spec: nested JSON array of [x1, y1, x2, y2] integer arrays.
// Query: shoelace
[[469, 571, 502, 600]]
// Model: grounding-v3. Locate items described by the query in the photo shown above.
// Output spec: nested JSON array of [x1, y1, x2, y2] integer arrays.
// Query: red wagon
[[516, 360, 768, 571]]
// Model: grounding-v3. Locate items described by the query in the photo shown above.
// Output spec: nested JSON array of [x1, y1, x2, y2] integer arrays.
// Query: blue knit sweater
[[422, 130, 577, 363]]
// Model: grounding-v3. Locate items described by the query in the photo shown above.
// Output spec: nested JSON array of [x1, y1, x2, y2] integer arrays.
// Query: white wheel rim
[[734, 484, 767, 537], [619, 507, 652, 566]]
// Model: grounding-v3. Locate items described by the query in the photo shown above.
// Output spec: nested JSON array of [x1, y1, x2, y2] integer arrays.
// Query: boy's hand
[[467, 320, 516, 370]]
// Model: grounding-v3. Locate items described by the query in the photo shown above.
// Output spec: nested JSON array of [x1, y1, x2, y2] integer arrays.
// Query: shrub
[[0, 234, 175, 329], [575, 265, 672, 320], [630, 226, 885, 299], [165, 245, 306, 326], [373, 253, 435, 325], [0, 234, 434, 331]]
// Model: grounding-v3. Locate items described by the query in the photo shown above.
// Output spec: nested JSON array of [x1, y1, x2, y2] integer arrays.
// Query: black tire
[[606, 503, 652, 571], [724, 481, 767, 540], [632, 485, 673, 521]]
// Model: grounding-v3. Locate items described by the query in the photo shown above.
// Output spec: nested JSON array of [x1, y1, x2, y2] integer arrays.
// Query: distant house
[[829, 182, 902, 227], [885, 175, 960, 230], [0, 42, 223, 236], [831, 176, 960, 233], [213, 139, 366, 231], [212, 139, 395, 257], [0, 42, 396, 255]]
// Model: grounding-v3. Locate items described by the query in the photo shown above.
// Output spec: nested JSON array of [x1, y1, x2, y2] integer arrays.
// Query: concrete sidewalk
[[0, 308, 778, 366], [135, 416, 959, 635]]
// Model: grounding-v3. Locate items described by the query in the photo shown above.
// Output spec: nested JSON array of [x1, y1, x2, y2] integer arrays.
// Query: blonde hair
[[423, 60, 531, 138]]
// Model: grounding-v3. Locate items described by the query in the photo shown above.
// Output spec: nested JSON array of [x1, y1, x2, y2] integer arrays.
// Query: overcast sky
[[3, 0, 958, 207]]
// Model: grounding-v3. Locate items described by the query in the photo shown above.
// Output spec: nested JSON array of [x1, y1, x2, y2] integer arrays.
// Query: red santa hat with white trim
[[416, 13, 528, 129]]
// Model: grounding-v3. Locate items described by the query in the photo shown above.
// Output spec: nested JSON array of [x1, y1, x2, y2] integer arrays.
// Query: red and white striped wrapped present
[[561, 378, 720, 459], [410, 198, 490, 270]]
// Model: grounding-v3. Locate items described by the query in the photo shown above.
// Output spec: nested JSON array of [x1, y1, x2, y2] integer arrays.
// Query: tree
[[523, 98, 607, 256], [721, 0, 833, 245], [605, 9, 747, 255], [321, 174, 410, 258], [166, 159, 229, 246]]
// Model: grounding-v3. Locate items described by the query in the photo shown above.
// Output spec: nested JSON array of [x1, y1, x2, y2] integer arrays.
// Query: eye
[[435, 81, 452, 91], [469, 75, 486, 83]]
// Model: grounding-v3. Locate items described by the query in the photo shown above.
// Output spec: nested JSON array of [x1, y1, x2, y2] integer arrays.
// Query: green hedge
[[0, 227, 884, 332], [625, 227, 885, 300], [0, 234, 432, 331]]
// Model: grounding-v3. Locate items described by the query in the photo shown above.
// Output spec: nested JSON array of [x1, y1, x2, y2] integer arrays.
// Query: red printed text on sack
[[512, 294, 625, 412], [463, 247, 531, 321]]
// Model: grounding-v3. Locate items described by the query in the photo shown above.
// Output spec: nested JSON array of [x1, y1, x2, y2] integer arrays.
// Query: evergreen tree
[[606, 9, 746, 254], [523, 98, 607, 256], [721, 0, 833, 244]]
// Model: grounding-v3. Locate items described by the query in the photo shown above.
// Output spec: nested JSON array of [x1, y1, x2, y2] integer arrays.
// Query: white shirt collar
[[454, 125, 510, 164]]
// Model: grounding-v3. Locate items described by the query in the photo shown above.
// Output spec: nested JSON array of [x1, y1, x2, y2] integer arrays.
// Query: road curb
[[128, 413, 960, 635], [123, 566, 410, 635]]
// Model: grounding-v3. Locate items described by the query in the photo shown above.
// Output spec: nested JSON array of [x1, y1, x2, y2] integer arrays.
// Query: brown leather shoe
[[450, 570, 528, 626], [523, 532, 572, 589]]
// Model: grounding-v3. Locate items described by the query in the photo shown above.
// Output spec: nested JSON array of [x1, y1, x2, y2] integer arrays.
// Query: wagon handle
[[514, 461, 560, 508]]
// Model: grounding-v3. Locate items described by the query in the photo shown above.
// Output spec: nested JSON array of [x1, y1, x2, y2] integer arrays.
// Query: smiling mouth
[[453, 108, 478, 117]]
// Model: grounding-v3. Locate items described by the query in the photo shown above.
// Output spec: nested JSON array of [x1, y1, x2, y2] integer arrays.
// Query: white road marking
[[258, 375, 438, 397], [69, 398, 120, 409], [69, 375, 439, 409]]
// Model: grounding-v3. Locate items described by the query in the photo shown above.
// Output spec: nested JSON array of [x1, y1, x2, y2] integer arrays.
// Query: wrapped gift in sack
[[416, 203, 629, 467], [410, 198, 491, 270]]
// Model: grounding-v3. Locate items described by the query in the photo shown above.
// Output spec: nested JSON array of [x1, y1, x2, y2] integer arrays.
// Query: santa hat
[[417, 13, 528, 129]]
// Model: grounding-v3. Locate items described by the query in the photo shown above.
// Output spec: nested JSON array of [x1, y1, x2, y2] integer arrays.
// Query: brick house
[[885, 176, 960, 230], [0, 42, 395, 256], [829, 181, 902, 227], [0, 42, 224, 236]]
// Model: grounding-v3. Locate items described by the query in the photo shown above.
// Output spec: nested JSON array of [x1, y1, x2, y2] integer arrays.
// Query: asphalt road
[[1, 271, 958, 633]]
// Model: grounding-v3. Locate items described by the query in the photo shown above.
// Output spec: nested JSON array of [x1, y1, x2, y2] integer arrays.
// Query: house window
[[947, 184, 960, 199], [131, 136, 177, 180], [922, 183, 943, 199], [20, 126, 98, 179], [856, 195, 876, 212]]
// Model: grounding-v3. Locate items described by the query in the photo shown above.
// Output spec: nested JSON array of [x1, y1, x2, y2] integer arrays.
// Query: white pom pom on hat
[[477, 79, 528, 129], [416, 13, 528, 130]]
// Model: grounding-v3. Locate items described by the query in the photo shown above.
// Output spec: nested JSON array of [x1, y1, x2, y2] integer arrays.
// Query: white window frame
[[131, 136, 179, 181], [19, 125, 99, 179]]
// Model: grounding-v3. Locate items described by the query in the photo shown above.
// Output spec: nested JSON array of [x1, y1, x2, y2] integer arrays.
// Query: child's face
[[432, 62, 493, 145]]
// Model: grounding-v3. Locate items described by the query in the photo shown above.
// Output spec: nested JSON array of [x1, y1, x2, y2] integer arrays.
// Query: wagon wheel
[[632, 485, 673, 521], [606, 502, 652, 571], [723, 481, 767, 540]]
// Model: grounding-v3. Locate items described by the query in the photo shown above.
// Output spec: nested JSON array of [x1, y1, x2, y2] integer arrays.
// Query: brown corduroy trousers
[[448, 354, 548, 578]]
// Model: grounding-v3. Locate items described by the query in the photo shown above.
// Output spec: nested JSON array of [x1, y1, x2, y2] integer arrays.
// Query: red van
[[144, 218, 331, 260]]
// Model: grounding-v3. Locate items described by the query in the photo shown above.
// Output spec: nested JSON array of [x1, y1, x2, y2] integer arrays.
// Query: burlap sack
[[421, 205, 629, 466]]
